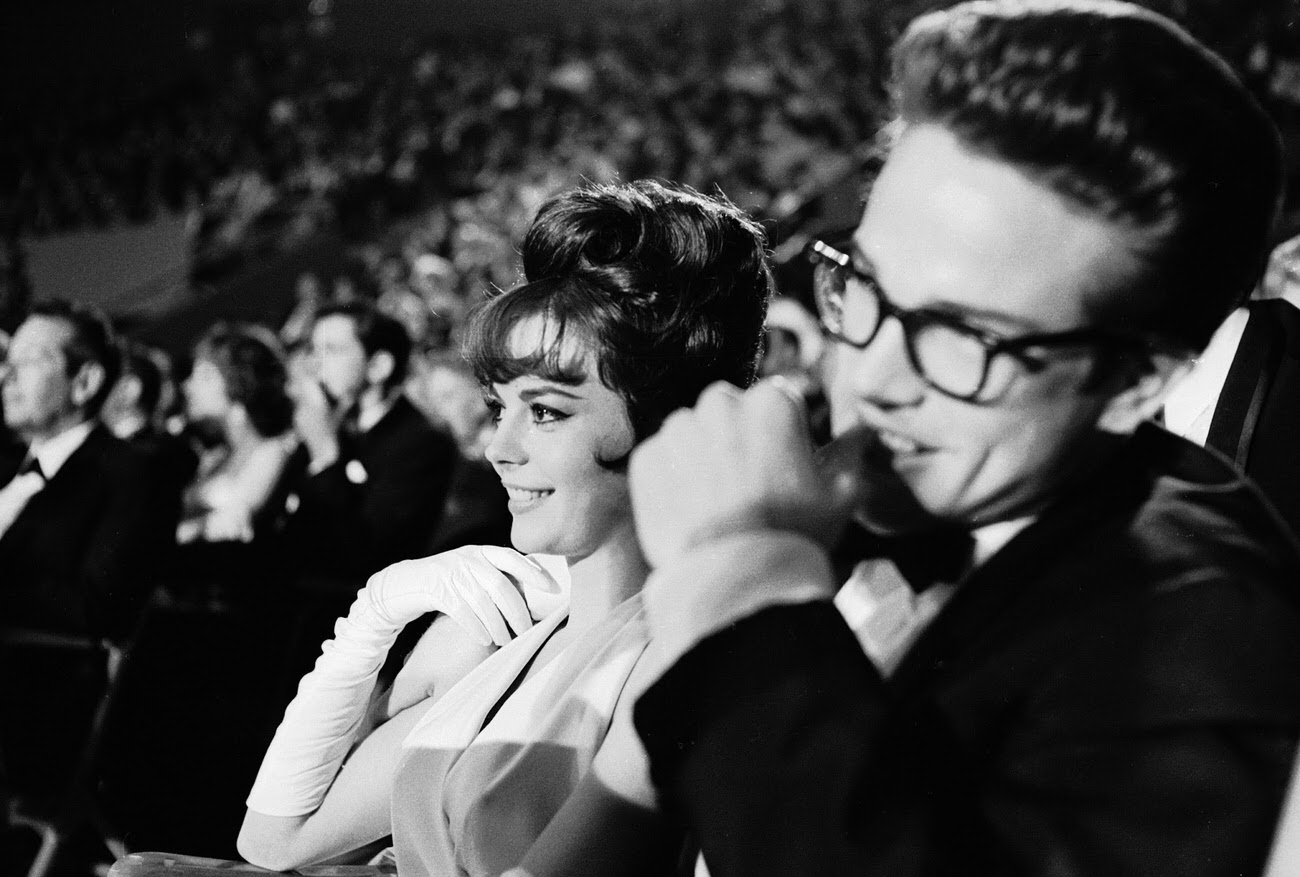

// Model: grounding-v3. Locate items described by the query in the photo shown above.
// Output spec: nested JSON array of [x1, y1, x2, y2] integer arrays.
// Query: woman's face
[[184, 356, 231, 425], [483, 318, 637, 562]]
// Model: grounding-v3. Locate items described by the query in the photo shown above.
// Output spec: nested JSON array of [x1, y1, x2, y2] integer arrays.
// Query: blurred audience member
[[273, 300, 457, 663], [0, 300, 171, 837], [103, 342, 200, 522], [177, 324, 294, 548], [0, 300, 169, 638], [408, 346, 494, 459], [408, 347, 510, 553]]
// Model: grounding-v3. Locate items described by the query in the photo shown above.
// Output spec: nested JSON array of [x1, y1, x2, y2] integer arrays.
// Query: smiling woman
[[233, 180, 772, 876], [479, 337, 636, 561]]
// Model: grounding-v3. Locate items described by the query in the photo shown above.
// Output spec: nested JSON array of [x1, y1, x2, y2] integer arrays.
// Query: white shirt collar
[[29, 420, 96, 480], [356, 392, 398, 433], [971, 515, 1036, 568], [1162, 305, 1250, 445]]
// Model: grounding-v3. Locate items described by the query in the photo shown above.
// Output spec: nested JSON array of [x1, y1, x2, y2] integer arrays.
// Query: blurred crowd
[[2, 0, 894, 295]]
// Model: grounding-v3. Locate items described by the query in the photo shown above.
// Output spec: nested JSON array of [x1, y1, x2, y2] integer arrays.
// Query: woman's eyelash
[[531, 404, 570, 424], [483, 398, 503, 422]]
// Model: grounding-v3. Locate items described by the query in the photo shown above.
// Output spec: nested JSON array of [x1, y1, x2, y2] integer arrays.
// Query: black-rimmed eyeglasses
[[805, 239, 1149, 402]]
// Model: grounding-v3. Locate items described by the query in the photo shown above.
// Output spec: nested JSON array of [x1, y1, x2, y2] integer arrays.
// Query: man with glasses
[[620, 1, 1300, 874]]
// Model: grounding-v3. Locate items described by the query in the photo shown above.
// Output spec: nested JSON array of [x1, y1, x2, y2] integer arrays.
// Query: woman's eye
[[530, 404, 569, 425], [483, 398, 503, 424]]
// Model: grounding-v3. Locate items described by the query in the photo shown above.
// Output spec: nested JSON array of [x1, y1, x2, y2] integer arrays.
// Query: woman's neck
[[223, 409, 269, 462], [563, 525, 649, 638]]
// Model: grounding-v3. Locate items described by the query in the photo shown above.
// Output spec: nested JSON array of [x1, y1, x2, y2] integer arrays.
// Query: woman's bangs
[[464, 281, 594, 388]]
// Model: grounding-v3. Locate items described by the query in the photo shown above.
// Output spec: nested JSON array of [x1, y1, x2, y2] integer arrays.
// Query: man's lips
[[877, 429, 926, 456]]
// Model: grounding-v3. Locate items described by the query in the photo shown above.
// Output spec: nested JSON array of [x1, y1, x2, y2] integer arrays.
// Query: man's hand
[[289, 376, 342, 470], [629, 380, 856, 570]]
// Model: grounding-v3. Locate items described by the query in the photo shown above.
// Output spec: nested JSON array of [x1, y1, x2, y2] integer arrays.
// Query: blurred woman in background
[[177, 322, 294, 547]]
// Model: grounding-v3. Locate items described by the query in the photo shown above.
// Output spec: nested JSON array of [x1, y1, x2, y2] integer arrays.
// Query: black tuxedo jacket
[[275, 395, 458, 592], [636, 426, 1300, 876], [1206, 297, 1300, 537], [0, 425, 170, 639]]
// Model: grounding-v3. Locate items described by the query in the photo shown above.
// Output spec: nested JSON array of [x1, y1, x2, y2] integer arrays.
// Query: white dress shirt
[[0, 421, 95, 540]]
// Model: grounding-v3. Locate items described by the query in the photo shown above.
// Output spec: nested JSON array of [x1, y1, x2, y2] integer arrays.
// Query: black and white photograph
[[3, 0, 1300, 874]]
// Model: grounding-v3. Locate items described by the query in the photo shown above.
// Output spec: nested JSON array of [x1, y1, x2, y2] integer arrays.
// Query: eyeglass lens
[[813, 259, 996, 400]]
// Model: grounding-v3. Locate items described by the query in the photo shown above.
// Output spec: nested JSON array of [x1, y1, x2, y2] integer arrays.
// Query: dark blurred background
[[4, 0, 1300, 348]]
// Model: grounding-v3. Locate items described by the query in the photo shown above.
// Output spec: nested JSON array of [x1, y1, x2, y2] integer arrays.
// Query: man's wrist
[[645, 529, 836, 665]]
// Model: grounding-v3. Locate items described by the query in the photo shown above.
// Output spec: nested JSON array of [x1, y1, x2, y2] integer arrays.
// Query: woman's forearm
[[238, 696, 434, 870]]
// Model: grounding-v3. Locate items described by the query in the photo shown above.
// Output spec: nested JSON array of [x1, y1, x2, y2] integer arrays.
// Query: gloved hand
[[366, 545, 564, 646], [246, 545, 566, 817]]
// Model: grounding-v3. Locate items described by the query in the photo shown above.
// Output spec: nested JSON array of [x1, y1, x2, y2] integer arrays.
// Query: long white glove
[[246, 545, 566, 816]]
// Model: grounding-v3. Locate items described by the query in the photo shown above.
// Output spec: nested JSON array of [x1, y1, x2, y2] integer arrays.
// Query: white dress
[[391, 593, 650, 877]]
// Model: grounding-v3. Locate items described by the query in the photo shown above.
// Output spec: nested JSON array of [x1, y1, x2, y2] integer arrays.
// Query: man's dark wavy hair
[[315, 300, 413, 393], [464, 180, 772, 441], [890, 0, 1283, 352]]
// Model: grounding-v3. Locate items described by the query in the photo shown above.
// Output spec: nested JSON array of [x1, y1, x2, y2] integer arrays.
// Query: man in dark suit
[[274, 300, 457, 676], [0, 302, 168, 639], [619, 3, 1300, 875], [101, 341, 199, 541], [0, 301, 172, 840]]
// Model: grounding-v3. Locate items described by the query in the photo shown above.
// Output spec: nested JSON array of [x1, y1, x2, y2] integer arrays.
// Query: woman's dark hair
[[464, 180, 772, 440], [193, 323, 293, 438], [890, 0, 1283, 352]]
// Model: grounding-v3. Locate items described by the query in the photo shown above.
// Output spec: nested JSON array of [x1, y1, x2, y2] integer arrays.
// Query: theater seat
[[1, 628, 131, 877]]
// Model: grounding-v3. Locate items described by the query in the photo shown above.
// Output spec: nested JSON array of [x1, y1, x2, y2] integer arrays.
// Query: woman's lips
[[504, 486, 554, 511]]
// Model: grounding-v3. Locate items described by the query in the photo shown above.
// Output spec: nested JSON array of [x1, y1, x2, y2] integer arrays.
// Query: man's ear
[[366, 350, 396, 389], [1096, 352, 1193, 434], [71, 361, 108, 410]]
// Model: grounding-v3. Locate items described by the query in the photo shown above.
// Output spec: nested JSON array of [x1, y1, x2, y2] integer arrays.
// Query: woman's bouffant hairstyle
[[464, 180, 772, 440], [890, 0, 1283, 352], [193, 323, 293, 438]]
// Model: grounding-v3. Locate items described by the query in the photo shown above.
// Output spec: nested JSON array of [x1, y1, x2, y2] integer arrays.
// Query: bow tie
[[834, 523, 975, 593]]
